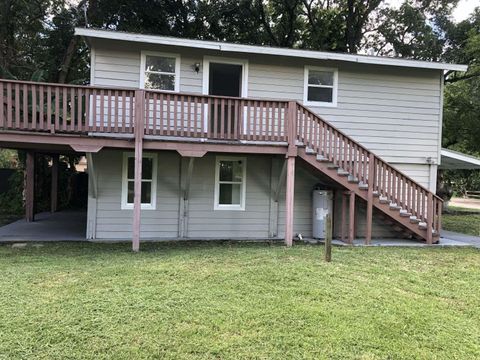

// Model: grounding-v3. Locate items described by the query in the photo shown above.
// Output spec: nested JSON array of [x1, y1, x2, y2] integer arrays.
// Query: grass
[[0, 242, 479, 359], [0, 212, 20, 227], [443, 205, 480, 236]]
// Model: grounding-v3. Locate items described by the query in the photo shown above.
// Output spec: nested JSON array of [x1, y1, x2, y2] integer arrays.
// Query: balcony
[[0, 79, 292, 149]]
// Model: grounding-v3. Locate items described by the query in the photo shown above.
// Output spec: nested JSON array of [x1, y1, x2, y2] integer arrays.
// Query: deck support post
[[284, 101, 297, 247], [426, 192, 433, 245], [365, 153, 374, 244], [132, 90, 145, 252], [348, 191, 355, 244], [51, 154, 59, 213], [341, 192, 347, 242], [25, 151, 35, 222], [179, 157, 195, 238], [284, 156, 295, 246]]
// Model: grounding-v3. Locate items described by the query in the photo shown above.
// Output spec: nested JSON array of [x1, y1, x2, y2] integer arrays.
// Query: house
[[0, 28, 468, 250]]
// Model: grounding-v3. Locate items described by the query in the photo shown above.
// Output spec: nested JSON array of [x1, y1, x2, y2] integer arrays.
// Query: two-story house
[[0, 28, 468, 250]]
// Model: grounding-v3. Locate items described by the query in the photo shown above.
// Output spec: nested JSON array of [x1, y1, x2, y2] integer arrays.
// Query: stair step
[[372, 191, 380, 197], [347, 176, 359, 184], [316, 155, 329, 162], [327, 164, 339, 169], [337, 169, 350, 176], [379, 197, 389, 204], [358, 183, 368, 190], [418, 222, 427, 230], [410, 217, 421, 224], [305, 147, 316, 155], [389, 204, 402, 211], [400, 211, 412, 217]]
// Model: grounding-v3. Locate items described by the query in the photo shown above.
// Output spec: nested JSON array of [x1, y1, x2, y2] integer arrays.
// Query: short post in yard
[[325, 213, 332, 262]]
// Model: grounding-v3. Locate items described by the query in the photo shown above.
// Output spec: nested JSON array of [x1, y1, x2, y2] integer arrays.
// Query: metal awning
[[440, 148, 480, 170]]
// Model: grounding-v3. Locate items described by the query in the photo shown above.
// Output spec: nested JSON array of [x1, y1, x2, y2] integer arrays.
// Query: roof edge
[[75, 28, 469, 72], [441, 148, 480, 166]]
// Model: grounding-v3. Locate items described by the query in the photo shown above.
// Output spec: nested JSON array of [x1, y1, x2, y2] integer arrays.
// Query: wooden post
[[51, 154, 59, 213], [25, 151, 35, 222], [341, 192, 347, 242], [284, 101, 297, 247], [365, 153, 374, 244], [426, 192, 433, 245], [348, 191, 355, 244], [132, 90, 145, 252], [325, 213, 332, 262], [284, 156, 295, 247]]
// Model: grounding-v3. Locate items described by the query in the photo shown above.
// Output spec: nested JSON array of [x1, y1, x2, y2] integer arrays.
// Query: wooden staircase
[[293, 103, 442, 243]]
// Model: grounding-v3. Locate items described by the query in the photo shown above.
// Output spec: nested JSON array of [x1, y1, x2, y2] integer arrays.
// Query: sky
[[388, 0, 478, 22], [451, 0, 478, 22]]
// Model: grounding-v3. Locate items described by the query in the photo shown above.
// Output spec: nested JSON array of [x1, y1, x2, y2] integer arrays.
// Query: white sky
[[388, 0, 478, 22]]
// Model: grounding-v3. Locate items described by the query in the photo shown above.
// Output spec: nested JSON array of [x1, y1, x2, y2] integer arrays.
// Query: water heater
[[312, 190, 334, 239]]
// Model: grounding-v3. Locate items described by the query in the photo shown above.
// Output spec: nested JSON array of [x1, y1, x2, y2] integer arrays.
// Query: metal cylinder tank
[[312, 189, 334, 239]]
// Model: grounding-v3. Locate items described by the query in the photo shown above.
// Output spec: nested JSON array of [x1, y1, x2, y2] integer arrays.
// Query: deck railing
[[296, 103, 442, 239], [0, 78, 441, 239], [0, 79, 288, 141]]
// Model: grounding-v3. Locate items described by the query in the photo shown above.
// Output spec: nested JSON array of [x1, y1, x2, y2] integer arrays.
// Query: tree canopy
[[0, 0, 479, 156]]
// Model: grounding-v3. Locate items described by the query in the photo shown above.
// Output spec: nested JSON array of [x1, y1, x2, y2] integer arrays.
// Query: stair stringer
[[298, 148, 436, 242]]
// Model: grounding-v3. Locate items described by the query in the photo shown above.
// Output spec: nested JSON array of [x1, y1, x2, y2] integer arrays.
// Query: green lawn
[[443, 206, 480, 236], [0, 242, 479, 360]]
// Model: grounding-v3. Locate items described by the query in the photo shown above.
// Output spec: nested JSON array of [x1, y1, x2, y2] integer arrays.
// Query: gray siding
[[90, 39, 441, 191], [92, 149, 180, 239], [89, 149, 398, 240]]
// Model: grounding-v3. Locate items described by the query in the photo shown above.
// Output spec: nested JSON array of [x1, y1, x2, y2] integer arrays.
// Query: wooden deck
[[0, 78, 443, 249]]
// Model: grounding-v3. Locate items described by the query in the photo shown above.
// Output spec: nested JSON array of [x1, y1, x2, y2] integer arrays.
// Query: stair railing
[[294, 102, 442, 240]]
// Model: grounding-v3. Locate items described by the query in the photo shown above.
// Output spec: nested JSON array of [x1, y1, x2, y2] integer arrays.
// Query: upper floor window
[[121, 152, 158, 210], [304, 66, 338, 107], [140, 51, 180, 92], [214, 156, 247, 211]]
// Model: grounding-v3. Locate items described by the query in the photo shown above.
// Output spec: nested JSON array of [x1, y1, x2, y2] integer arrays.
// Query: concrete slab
[[309, 236, 476, 248], [441, 230, 480, 248], [0, 210, 86, 242]]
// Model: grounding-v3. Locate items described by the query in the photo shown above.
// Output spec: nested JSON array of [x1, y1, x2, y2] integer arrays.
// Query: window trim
[[214, 156, 247, 211], [139, 50, 181, 92], [202, 56, 249, 97], [303, 66, 338, 107], [121, 152, 158, 210]]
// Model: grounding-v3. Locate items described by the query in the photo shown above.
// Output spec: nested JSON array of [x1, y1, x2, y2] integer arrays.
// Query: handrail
[[295, 102, 442, 201], [295, 102, 442, 237]]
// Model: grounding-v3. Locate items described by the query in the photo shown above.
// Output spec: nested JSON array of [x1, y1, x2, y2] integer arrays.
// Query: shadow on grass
[[0, 239, 293, 259]]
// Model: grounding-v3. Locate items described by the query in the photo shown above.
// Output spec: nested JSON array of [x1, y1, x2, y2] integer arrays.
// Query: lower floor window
[[214, 156, 246, 210], [122, 152, 157, 210]]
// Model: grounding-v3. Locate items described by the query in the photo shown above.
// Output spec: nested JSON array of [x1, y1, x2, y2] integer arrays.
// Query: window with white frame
[[304, 67, 338, 106], [214, 157, 246, 210], [141, 52, 180, 91], [121, 153, 157, 210]]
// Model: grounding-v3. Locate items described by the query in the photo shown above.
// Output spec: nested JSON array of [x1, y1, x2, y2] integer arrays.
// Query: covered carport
[[440, 148, 480, 170]]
